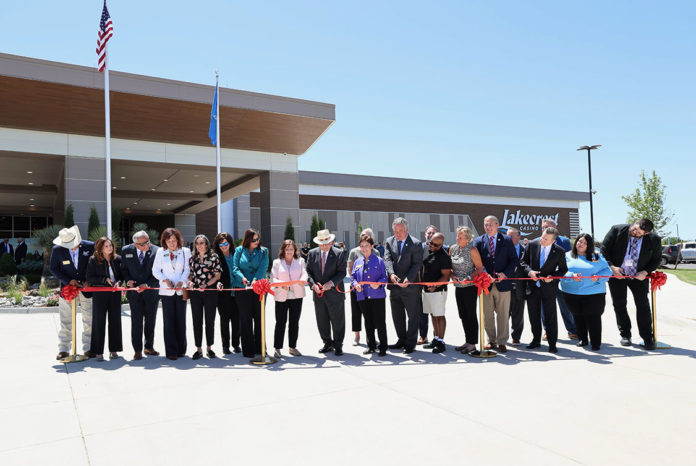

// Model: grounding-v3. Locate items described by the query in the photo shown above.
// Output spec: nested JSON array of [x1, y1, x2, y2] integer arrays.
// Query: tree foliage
[[64, 204, 75, 228], [621, 170, 672, 236], [87, 205, 100, 234], [284, 217, 295, 241], [309, 214, 326, 245]]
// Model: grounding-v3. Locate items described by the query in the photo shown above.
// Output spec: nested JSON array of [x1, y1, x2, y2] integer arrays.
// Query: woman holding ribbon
[[213, 232, 241, 355], [560, 234, 611, 350], [449, 226, 484, 354], [187, 234, 222, 360], [270, 239, 308, 358], [152, 228, 191, 360], [232, 229, 269, 358], [351, 235, 389, 356], [86, 237, 124, 361]]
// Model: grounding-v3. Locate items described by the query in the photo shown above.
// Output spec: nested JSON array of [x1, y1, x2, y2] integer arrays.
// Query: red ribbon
[[649, 271, 667, 292], [473, 273, 493, 296], [60, 285, 80, 303], [252, 278, 274, 302]]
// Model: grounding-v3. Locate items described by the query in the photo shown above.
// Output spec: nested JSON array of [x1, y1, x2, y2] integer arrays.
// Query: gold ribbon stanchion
[[469, 292, 497, 358], [60, 297, 89, 363], [650, 289, 671, 349], [251, 292, 277, 365]]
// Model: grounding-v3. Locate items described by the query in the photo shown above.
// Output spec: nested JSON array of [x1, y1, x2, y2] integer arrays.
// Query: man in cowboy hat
[[49, 225, 96, 360], [306, 229, 348, 356]]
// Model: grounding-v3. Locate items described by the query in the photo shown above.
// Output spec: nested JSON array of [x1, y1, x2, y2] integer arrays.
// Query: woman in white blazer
[[271, 240, 308, 358], [152, 228, 191, 360]]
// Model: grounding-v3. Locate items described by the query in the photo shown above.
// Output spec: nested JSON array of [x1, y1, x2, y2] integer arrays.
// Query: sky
[[2, 1, 695, 239]]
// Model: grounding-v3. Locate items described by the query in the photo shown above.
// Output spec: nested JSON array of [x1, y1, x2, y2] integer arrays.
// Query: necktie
[[321, 251, 327, 275], [489, 236, 495, 258], [397, 240, 403, 255], [537, 247, 547, 288], [625, 238, 639, 276], [138, 251, 144, 264]]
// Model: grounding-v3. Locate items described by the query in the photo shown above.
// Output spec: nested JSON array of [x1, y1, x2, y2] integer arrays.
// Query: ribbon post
[[468, 274, 497, 358], [250, 279, 277, 365], [648, 271, 671, 350], [59, 285, 89, 363]]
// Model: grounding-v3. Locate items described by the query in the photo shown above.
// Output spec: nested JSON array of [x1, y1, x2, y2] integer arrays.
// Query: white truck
[[679, 242, 696, 263]]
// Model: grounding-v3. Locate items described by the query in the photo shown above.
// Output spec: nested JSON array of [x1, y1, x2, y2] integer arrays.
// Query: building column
[[65, 156, 106, 238], [259, 171, 299, 256], [234, 194, 251, 242], [175, 214, 196, 244]]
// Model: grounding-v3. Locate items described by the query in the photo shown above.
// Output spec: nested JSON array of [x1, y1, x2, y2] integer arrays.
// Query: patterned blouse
[[189, 251, 223, 288], [450, 243, 475, 288]]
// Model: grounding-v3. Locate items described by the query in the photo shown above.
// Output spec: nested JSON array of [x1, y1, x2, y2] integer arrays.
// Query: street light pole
[[577, 145, 601, 238]]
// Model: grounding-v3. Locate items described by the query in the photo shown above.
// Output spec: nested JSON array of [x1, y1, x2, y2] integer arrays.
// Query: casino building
[[0, 53, 588, 253]]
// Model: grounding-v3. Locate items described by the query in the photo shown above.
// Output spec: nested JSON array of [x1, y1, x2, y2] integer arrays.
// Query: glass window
[[31, 217, 47, 231], [14, 217, 30, 230], [0, 231, 12, 239], [0, 216, 11, 230]]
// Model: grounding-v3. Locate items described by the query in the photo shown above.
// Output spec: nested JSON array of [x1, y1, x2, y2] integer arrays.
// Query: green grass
[[665, 269, 696, 286]]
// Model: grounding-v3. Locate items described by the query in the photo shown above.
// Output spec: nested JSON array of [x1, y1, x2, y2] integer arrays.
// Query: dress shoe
[[274, 349, 282, 358], [192, 350, 203, 360], [334, 347, 344, 356], [484, 343, 497, 350], [454, 343, 467, 351], [423, 341, 437, 349], [96, 354, 105, 361], [84, 350, 96, 358], [498, 345, 507, 353], [110, 352, 119, 359], [402, 347, 415, 354], [388, 343, 404, 350], [143, 348, 160, 356], [526, 342, 541, 349], [318, 345, 334, 354], [548, 346, 558, 354], [289, 348, 302, 356], [576, 341, 588, 347], [178, 353, 186, 358], [222, 347, 232, 355], [133, 352, 143, 360], [511, 339, 521, 346], [432, 341, 446, 354], [542, 333, 548, 341], [644, 341, 656, 351], [378, 349, 387, 356], [56, 351, 69, 360], [591, 345, 601, 351], [167, 355, 177, 360], [460, 343, 476, 353], [417, 337, 428, 345], [620, 337, 632, 346], [233, 346, 242, 354], [363, 348, 376, 355], [207, 349, 216, 359], [568, 333, 579, 340]]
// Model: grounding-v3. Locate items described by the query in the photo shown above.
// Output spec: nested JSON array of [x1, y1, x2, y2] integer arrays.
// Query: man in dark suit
[[14, 237, 28, 265], [49, 226, 95, 360], [383, 217, 423, 354], [473, 215, 518, 352], [520, 227, 568, 353], [601, 218, 661, 350], [0, 237, 13, 259], [507, 228, 526, 345], [121, 230, 161, 360], [306, 229, 348, 356]]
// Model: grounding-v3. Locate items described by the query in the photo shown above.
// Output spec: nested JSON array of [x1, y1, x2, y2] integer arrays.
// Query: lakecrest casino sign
[[498, 208, 561, 237]]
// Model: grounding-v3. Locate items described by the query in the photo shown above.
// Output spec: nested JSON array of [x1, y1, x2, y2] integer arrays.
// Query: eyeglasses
[[219, 242, 229, 247], [195, 241, 206, 246], [135, 241, 150, 247], [430, 243, 443, 249], [251, 237, 260, 243]]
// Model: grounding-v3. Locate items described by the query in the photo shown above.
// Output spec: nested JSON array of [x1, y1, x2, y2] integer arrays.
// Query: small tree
[[621, 170, 672, 236], [88, 205, 100, 234], [284, 217, 295, 241], [310, 215, 320, 245], [64, 204, 75, 228], [0, 253, 17, 276]]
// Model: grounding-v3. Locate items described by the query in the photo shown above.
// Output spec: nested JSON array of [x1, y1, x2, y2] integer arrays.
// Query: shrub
[[8, 289, 23, 305], [18, 257, 43, 275], [38, 280, 54, 298], [87, 226, 121, 250], [88, 205, 100, 233], [64, 204, 75, 227], [46, 297, 59, 307], [0, 253, 17, 276]]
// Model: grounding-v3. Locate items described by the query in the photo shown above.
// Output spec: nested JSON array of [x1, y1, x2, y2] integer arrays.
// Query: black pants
[[190, 290, 218, 347], [274, 298, 303, 349], [562, 292, 605, 347], [608, 278, 653, 343], [389, 288, 420, 349], [218, 291, 240, 349], [126, 289, 159, 352], [418, 293, 429, 339], [350, 291, 362, 332], [313, 292, 346, 349], [91, 291, 123, 354], [526, 284, 558, 347], [455, 286, 478, 344], [359, 298, 387, 351], [235, 289, 262, 357], [162, 295, 187, 357], [509, 286, 526, 341]]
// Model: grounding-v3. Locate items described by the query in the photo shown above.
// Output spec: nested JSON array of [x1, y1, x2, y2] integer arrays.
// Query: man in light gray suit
[[306, 229, 348, 356], [383, 217, 424, 354]]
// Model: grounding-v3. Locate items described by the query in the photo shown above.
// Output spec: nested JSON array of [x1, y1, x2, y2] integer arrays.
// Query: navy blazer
[[383, 234, 423, 292], [49, 241, 95, 296], [306, 246, 347, 298], [473, 232, 518, 292], [120, 244, 160, 288], [519, 239, 568, 294]]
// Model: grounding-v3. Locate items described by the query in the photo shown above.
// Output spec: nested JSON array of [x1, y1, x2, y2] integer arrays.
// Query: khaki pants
[[482, 285, 510, 346], [58, 292, 93, 352]]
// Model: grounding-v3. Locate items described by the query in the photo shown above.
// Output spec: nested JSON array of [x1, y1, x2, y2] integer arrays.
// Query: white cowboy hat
[[53, 225, 82, 249], [313, 229, 336, 245]]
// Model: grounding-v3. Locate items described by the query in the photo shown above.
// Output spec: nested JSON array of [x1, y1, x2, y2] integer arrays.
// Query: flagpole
[[215, 71, 221, 233], [105, 44, 112, 239]]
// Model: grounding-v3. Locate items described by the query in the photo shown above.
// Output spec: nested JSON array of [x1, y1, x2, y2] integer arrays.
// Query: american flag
[[96, 0, 113, 72]]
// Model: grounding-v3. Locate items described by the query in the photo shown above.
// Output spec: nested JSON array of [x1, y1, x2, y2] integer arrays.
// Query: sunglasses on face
[[251, 237, 260, 243], [195, 241, 206, 246], [135, 241, 150, 247], [219, 242, 229, 247]]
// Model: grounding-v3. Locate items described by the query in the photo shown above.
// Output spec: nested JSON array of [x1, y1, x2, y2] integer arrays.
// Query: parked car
[[680, 242, 696, 263], [661, 245, 682, 266]]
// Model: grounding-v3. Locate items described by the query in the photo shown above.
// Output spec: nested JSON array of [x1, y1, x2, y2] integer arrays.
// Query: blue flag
[[208, 82, 218, 146]]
